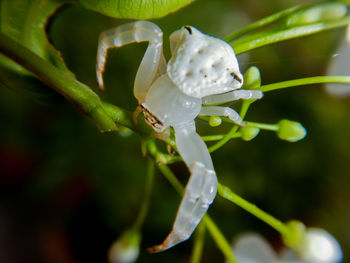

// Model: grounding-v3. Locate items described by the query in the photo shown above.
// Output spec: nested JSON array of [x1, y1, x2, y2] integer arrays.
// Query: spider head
[[167, 26, 243, 98]]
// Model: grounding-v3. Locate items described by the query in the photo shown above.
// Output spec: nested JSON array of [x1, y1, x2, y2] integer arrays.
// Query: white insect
[[96, 21, 263, 253]]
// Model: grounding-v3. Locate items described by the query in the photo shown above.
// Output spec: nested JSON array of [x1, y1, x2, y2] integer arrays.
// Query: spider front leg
[[200, 106, 245, 126], [96, 20, 166, 102], [202, 89, 263, 105], [148, 121, 217, 253], [200, 89, 263, 125]]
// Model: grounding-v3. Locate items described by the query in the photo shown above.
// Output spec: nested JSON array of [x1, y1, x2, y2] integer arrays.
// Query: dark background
[[0, 0, 349, 262]]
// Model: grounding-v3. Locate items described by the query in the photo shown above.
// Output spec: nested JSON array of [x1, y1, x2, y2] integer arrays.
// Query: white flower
[[326, 25, 350, 97], [232, 229, 342, 263]]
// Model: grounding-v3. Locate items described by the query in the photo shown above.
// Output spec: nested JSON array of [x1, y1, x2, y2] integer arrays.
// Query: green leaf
[[285, 2, 348, 28], [0, 0, 73, 102], [77, 0, 195, 19], [0, 0, 71, 73], [0, 32, 118, 132]]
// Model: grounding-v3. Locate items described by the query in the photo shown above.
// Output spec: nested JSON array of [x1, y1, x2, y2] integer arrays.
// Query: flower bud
[[243, 66, 261, 90], [241, 126, 260, 141], [277, 119, 306, 142], [286, 3, 348, 27], [108, 230, 141, 263], [209, 116, 222, 127]]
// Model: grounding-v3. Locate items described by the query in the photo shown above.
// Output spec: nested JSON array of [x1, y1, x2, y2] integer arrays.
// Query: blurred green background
[[0, 0, 349, 262]]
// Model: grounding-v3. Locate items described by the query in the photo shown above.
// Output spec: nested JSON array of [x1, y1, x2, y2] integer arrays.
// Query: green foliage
[[77, 0, 195, 19], [228, 1, 350, 54], [0, 0, 71, 73], [285, 2, 348, 27], [0, 0, 350, 262], [0, 0, 72, 103]]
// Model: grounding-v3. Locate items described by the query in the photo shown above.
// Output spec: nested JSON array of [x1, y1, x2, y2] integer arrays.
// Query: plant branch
[[203, 216, 237, 263], [0, 32, 119, 132], [217, 183, 292, 238], [190, 222, 206, 263], [202, 133, 241, 142], [245, 121, 279, 131], [133, 158, 155, 230], [260, 75, 350, 92]]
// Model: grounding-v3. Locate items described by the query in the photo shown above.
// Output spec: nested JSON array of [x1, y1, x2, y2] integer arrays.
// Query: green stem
[[203, 216, 237, 263], [224, 4, 303, 42], [232, 15, 350, 54], [260, 75, 350, 92], [209, 101, 252, 152], [245, 121, 279, 131], [218, 183, 292, 238], [133, 158, 155, 230], [157, 164, 184, 194], [199, 116, 279, 133], [202, 123, 278, 141], [190, 222, 206, 263], [0, 32, 118, 132], [102, 102, 150, 135], [157, 153, 182, 164], [202, 133, 241, 142]]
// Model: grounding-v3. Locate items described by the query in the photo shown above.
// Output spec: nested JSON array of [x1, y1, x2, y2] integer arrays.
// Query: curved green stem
[[0, 32, 117, 132], [0, 32, 153, 135], [190, 223, 206, 263], [133, 158, 155, 230], [202, 133, 241, 142], [203, 216, 237, 263], [218, 183, 292, 238], [101, 102, 150, 135], [157, 164, 184, 194], [260, 75, 350, 92]]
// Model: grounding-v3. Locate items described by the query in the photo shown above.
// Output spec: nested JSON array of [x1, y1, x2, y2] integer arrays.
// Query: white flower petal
[[299, 228, 343, 263], [233, 233, 279, 263], [325, 26, 350, 98]]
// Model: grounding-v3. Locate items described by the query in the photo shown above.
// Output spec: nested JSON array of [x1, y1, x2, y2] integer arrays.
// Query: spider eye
[[230, 72, 242, 83], [184, 26, 192, 35]]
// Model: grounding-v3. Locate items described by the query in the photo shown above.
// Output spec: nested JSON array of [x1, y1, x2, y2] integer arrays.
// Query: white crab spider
[[96, 21, 263, 252]]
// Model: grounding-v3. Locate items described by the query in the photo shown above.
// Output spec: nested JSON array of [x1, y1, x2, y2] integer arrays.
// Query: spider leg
[[148, 121, 217, 253], [202, 90, 263, 105], [199, 106, 245, 126], [96, 21, 166, 102]]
